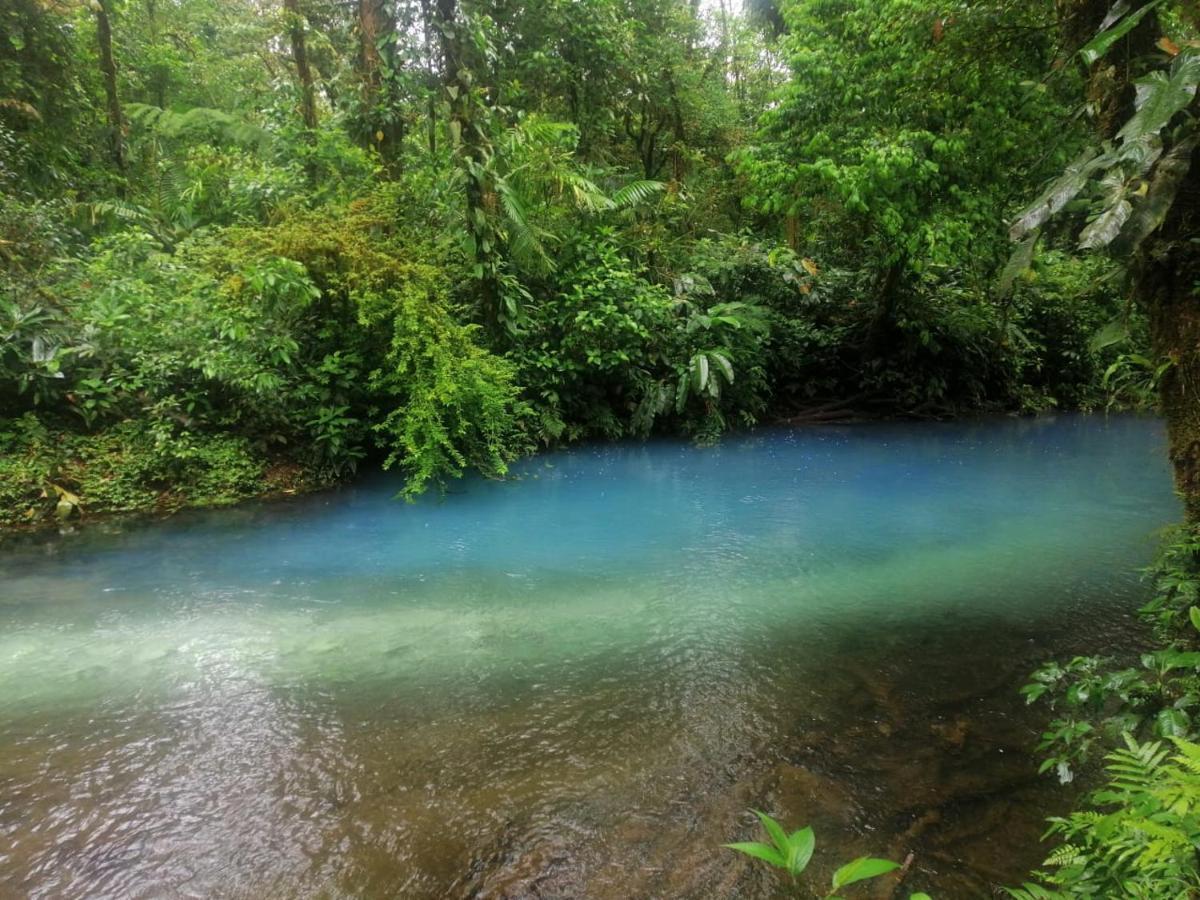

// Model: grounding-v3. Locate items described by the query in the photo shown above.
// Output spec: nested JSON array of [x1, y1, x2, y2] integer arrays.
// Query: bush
[[511, 235, 678, 442], [0, 414, 272, 528]]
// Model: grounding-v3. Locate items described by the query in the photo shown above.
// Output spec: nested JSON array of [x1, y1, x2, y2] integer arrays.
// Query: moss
[[0, 414, 326, 532]]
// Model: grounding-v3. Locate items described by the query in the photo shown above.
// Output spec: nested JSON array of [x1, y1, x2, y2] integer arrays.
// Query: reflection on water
[[0, 415, 1179, 897]]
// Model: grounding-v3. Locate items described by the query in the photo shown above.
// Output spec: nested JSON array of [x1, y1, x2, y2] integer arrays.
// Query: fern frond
[[1045, 844, 1083, 867], [611, 179, 666, 208], [126, 103, 272, 149]]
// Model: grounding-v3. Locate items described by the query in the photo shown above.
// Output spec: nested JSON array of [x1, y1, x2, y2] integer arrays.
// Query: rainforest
[[2, 0, 1200, 896]]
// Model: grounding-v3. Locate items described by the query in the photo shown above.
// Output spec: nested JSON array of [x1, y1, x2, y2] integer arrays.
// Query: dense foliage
[[2, 0, 1167, 528]]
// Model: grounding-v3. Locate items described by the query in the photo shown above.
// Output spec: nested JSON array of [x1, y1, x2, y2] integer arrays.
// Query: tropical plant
[[1009, 734, 1200, 898], [724, 809, 927, 899]]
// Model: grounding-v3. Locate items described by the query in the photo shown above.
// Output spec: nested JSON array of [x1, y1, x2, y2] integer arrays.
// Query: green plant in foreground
[[724, 809, 929, 898], [1008, 734, 1200, 899]]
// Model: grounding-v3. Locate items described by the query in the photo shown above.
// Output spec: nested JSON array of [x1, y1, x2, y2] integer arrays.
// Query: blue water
[[0, 415, 1179, 897]]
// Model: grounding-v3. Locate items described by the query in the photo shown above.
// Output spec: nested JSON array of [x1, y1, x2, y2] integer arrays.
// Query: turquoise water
[[0, 415, 1179, 897]]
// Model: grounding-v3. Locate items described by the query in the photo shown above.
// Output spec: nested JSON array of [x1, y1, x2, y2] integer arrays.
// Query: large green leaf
[[997, 232, 1037, 298], [611, 179, 666, 208], [1114, 135, 1198, 254], [1117, 50, 1200, 144], [1115, 132, 1163, 174], [1009, 150, 1107, 240], [1079, 0, 1163, 66], [1079, 198, 1131, 250], [753, 809, 789, 854], [1089, 319, 1129, 353], [831, 857, 901, 890], [691, 353, 710, 394], [709, 352, 734, 385], [785, 825, 815, 876]]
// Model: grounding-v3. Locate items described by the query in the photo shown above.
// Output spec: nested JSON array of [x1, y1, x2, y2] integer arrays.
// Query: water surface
[[0, 415, 1178, 897]]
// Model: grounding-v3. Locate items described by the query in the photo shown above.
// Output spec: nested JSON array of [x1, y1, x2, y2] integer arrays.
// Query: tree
[[356, 0, 405, 165], [1012, 0, 1200, 518], [95, 0, 126, 179], [733, 0, 1080, 359], [432, 0, 506, 335], [284, 0, 318, 131]]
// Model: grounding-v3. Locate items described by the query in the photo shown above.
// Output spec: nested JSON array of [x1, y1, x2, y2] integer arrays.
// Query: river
[[0, 414, 1179, 897]]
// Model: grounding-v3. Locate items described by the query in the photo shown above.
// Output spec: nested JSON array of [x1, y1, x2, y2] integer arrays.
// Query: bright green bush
[[359, 271, 526, 497], [222, 188, 526, 495], [1017, 528, 1200, 897]]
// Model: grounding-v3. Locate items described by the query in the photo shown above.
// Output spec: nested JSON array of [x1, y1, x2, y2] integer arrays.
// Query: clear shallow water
[[0, 414, 1179, 897]]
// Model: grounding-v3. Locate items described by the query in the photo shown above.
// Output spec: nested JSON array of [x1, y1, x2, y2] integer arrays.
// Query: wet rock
[[929, 717, 969, 751]]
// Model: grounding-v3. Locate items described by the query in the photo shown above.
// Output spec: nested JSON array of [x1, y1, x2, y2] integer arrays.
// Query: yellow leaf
[[375, 130, 385, 142], [1159, 36, 1181, 56], [801, 257, 820, 276]]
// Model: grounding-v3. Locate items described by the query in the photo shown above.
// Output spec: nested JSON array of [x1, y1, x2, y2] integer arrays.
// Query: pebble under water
[[0, 414, 1181, 897]]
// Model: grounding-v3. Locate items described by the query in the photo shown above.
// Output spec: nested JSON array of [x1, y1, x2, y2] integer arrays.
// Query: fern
[[87, 198, 156, 229], [1015, 734, 1200, 896], [126, 103, 272, 149], [610, 179, 665, 208]]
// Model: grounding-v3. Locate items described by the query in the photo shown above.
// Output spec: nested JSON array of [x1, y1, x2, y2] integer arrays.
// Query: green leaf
[[691, 354, 709, 394], [724, 841, 786, 868], [753, 810, 790, 854], [1117, 50, 1200, 144], [1189, 606, 1200, 633], [1079, 198, 1131, 250], [1010, 150, 1106, 240], [675, 371, 690, 413], [1114, 135, 1199, 255], [786, 826, 815, 876], [1090, 319, 1129, 352], [611, 179, 666, 208], [1079, 0, 1163, 65], [831, 857, 901, 890], [710, 352, 735, 385], [1155, 707, 1190, 737], [997, 232, 1038, 298]]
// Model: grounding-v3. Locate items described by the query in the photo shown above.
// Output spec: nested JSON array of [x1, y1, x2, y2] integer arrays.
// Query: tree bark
[[433, 0, 502, 336], [419, 0, 438, 157], [1140, 147, 1200, 520], [358, 0, 403, 166], [95, 0, 125, 180], [284, 0, 318, 131]]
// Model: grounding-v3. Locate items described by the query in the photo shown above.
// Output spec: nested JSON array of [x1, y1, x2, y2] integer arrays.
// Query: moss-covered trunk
[[1141, 146, 1200, 521], [284, 0, 318, 131], [95, 0, 125, 180]]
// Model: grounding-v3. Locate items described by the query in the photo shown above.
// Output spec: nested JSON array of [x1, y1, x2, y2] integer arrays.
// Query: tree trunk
[[666, 69, 686, 182], [864, 258, 904, 360], [1140, 147, 1200, 520], [433, 0, 502, 336], [284, 0, 318, 131], [358, 0, 403, 166], [419, 0, 438, 157], [146, 0, 167, 107], [95, 0, 125, 180]]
